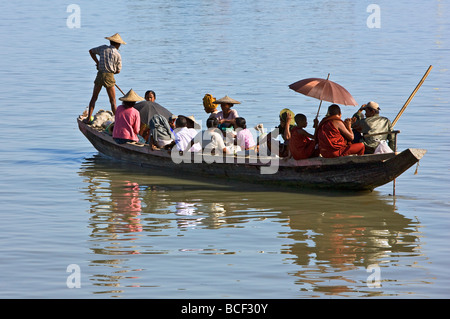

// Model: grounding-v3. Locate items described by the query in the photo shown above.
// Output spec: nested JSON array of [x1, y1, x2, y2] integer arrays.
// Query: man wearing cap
[[354, 101, 395, 154], [85, 33, 126, 124]]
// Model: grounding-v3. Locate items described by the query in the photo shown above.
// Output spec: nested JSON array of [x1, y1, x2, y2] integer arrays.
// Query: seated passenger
[[168, 115, 177, 133], [289, 114, 319, 160], [166, 116, 201, 152], [148, 114, 175, 150], [316, 104, 365, 158], [353, 101, 395, 154], [235, 117, 256, 151], [209, 95, 240, 130], [112, 89, 144, 144], [139, 122, 150, 142], [351, 105, 365, 143], [190, 117, 230, 154], [260, 108, 295, 157], [144, 90, 156, 102]]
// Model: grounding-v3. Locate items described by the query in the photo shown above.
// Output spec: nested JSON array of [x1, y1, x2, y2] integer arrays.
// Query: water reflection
[[280, 204, 422, 296], [78, 154, 425, 297]]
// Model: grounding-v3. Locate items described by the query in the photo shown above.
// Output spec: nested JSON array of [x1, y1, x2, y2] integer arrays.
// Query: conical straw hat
[[105, 33, 126, 45], [213, 95, 241, 105], [119, 89, 144, 102]]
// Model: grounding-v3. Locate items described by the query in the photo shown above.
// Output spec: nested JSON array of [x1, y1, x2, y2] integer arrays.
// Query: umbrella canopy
[[289, 77, 358, 106], [134, 101, 173, 125]]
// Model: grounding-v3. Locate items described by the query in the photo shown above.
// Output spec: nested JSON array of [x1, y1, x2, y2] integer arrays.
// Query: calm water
[[0, 0, 449, 299]]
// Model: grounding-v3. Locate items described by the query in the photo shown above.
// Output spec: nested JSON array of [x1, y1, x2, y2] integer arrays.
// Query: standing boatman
[[84, 33, 126, 124]]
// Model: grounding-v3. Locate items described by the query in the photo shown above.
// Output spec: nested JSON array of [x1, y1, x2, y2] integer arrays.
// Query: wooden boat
[[77, 117, 426, 191]]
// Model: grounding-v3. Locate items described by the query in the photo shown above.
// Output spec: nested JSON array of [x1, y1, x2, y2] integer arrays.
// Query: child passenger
[[235, 117, 256, 151], [288, 114, 319, 160], [192, 117, 229, 154]]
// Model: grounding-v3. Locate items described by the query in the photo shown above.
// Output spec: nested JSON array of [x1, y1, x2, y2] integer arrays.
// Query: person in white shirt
[[172, 116, 201, 152], [191, 117, 229, 155]]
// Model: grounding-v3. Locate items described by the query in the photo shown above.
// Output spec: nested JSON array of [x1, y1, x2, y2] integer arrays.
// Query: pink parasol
[[289, 74, 358, 118]]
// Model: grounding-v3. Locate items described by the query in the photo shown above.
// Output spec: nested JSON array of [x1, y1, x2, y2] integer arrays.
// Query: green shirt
[[358, 114, 395, 150]]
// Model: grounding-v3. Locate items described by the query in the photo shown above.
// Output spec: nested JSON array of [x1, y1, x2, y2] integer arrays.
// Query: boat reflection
[[279, 203, 422, 296], [78, 154, 423, 297]]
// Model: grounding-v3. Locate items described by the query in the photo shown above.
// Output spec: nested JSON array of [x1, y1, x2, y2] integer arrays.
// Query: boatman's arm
[[89, 49, 99, 69]]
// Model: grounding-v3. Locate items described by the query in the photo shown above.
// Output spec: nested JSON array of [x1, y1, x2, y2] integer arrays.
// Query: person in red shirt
[[316, 104, 365, 158], [289, 113, 319, 160], [113, 89, 144, 144]]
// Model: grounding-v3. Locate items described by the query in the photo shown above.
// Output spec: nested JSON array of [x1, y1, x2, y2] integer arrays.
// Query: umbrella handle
[[315, 73, 330, 119], [316, 100, 323, 119]]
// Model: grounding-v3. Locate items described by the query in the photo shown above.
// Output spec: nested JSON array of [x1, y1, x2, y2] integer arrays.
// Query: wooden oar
[[115, 83, 126, 96], [392, 65, 433, 127]]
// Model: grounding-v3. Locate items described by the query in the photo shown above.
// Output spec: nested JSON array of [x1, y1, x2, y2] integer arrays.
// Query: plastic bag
[[374, 140, 393, 154]]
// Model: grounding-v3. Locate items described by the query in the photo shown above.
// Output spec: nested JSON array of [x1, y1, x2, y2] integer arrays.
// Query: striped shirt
[[90, 45, 122, 74]]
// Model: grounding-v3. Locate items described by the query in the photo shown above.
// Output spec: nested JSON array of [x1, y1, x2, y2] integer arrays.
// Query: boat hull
[[78, 118, 426, 191]]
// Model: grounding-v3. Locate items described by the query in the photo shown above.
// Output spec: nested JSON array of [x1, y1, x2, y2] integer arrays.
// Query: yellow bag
[[203, 93, 217, 114]]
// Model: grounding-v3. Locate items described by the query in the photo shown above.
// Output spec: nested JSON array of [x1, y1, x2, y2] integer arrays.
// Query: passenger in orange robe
[[289, 113, 319, 160], [316, 104, 365, 158]]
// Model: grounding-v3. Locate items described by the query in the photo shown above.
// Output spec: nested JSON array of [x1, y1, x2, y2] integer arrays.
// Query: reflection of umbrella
[[289, 74, 358, 118], [134, 101, 173, 125]]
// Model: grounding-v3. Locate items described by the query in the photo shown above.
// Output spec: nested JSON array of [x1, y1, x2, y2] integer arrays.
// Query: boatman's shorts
[[94, 71, 115, 88]]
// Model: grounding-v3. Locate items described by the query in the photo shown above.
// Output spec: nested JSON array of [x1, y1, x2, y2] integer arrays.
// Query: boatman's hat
[[105, 33, 127, 45]]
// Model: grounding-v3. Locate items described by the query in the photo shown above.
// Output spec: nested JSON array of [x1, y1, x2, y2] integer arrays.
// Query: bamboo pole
[[392, 65, 433, 127], [391, 65, 432, 196], [115, 83, 126, 96]]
